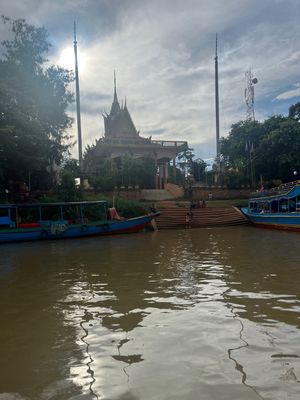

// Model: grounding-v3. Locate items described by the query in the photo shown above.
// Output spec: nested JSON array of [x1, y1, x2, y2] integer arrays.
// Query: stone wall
[[85, 189, 143, 201], [191, 187, 252, 200], [85, 187, 252, 201]]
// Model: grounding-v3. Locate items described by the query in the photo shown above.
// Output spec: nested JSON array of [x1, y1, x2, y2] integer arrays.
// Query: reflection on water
[[0, 227, 300, 399]]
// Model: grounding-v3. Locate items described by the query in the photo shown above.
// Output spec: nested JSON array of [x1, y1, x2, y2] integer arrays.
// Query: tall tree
[[220, 105, 300, 185], [0, 17, 74, 190], [177, 145, 195, 178], [255, 118, 300, 181], [88, 155, 157, 191], [288, 102, 300, 121], [192, 158, 207, 182]]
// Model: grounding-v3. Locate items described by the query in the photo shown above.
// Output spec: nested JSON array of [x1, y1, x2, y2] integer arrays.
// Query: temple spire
[[110, 70, 120, 115], [114, 70, 117, 99]]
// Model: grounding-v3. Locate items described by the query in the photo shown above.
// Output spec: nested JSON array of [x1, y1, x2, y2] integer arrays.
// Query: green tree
[[177, 145, 194, 178], [220, 105, 300, 186], [90, 158, 118, 191], [255, 118, 300, 181], [88, 155, 157, 191], [220, 120, 263, 177], [124, 155, 156, 188], [0, 17, 74, 190], [288, 101, 300, 121], [54, 171, 83, 202], [192, 158, 207, 182], [62, 159, 81, 176]]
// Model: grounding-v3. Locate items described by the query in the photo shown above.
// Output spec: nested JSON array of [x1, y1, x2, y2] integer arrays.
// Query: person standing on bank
[[186, 212, 192, 228]]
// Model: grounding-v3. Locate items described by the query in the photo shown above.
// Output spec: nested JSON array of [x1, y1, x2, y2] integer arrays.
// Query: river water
[[0, 226, 299, 400]]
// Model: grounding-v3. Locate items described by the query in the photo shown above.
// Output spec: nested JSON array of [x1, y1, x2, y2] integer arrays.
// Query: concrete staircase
[[155, 206, 248, 230], [141, 184, 183, 201], [164, 183, 184, 198], [141, 189, 175, 201]]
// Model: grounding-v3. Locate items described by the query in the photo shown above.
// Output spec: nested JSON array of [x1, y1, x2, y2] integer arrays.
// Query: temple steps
[[155, 206, 248, 230], [141, 189, 175, 201]]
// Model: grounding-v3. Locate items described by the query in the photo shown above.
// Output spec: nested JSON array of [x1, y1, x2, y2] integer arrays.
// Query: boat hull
[[0, 213, 158, 243], [241, 208, 300, 232]]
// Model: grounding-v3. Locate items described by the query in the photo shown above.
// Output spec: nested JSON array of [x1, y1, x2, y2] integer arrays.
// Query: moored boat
[[0, 200, 159, 243], [241, 180, 300, 232]]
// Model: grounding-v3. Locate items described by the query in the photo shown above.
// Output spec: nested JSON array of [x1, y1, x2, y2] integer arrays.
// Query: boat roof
[[250, 183, 300, 202], [0, 200, 107, 208]]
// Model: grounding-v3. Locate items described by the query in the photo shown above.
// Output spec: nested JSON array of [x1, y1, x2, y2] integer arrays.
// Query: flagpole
[[215, 34, 220, 160], [74, 21, 83, 174], [215, 34, 220, 185]]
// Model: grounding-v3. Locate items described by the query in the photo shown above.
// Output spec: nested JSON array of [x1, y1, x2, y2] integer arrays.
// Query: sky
[[1, 0, 300, 161]]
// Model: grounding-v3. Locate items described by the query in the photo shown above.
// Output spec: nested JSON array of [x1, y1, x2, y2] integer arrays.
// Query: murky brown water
[[0, 226, 299, 400]]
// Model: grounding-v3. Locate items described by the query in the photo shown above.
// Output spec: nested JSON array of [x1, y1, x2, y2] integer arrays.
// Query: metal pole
[[28, 171, 31, 192], [215, 34, 220, 163], [74, 22, 83, 174], [215, 34, 220, 185]]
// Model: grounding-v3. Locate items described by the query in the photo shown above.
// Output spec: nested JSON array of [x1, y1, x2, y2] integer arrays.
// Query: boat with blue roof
[[0, 200, 159, 243], [241, 180, 300, 232]]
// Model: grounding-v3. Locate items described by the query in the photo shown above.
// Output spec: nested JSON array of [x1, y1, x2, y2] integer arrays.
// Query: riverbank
[[155, 206, 247, 230], [154, 198, 248, 209], [0, 190, 249, 227]]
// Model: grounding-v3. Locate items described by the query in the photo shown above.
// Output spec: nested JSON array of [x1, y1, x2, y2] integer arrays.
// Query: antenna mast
[[245, 69, 258, 121], [74, 22, 83, 173]]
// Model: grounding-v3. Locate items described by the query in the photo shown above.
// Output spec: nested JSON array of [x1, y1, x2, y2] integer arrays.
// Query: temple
[[84, 73, 187, 188]]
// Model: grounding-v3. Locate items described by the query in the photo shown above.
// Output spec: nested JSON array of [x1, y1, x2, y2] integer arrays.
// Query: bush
[[112, 197, 147, 218], [83, 192, 147, 218], [54, 172, 83, 202]]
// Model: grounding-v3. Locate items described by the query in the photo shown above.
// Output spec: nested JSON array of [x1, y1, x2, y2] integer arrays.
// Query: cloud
[[1, 0, 300, 160], [274, 85, 300, 101]]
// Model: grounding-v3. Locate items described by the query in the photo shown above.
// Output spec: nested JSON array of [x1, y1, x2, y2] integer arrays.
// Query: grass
[[27, 190, 248, 214], [83, 192, 148, 217]]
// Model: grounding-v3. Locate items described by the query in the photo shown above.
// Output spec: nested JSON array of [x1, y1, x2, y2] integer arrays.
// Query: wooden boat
[[241, 180, 300, 232], [0, 200, 159, 243]]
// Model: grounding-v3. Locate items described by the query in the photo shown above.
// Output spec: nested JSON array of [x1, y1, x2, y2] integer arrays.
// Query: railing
[[101, 138, 188, 148], [102, 138, 149, 145], [250, 180, 300, 197], [151, 140, 187, 148]]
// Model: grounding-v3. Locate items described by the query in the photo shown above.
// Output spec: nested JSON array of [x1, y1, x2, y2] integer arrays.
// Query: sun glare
[[58, 46, 86, 73]]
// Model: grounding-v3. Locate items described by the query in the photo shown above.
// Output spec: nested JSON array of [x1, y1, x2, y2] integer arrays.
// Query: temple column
[[164, 162, 169, 184], [154, 152, 159, 189], [158, 164, 164, 189], [173, 158, 176, 181]]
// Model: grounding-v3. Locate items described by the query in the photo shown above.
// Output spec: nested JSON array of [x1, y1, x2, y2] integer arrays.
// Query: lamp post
[[293, 170, 298, 181]]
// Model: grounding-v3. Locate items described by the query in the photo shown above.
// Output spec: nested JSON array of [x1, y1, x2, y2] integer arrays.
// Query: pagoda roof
[[104, 73, 139, 139]]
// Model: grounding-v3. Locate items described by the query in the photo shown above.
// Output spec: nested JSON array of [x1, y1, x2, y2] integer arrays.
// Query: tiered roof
[[104, 72, 139, 139]]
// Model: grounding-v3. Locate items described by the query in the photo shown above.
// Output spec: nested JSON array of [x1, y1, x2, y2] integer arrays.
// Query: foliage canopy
[[220, 103, 300, 186], [0, 17, 74, 191]]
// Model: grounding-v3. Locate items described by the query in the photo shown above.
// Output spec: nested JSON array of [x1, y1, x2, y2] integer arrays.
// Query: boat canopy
[[0, 200, 107, 209], [250, 183, 300, 202], [0, 201, 108, 228], [248, 185, 300, 214]]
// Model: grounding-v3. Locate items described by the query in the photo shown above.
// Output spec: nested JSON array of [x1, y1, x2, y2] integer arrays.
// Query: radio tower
[[245, 69, 258, 121]]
